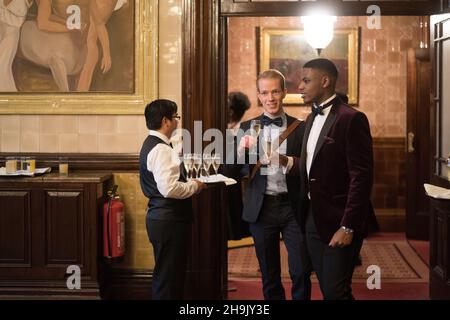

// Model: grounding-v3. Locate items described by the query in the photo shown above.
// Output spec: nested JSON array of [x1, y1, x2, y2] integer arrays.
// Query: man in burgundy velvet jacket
[[293, 58, 378, 299]]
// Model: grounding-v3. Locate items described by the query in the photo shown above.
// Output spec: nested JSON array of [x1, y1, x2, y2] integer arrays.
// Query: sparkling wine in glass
[[203, 154, 212, 177], [250, 120, 261, 155], [250, 120, 261, 138], [264, 133, 272, 159], [212, 154, 221, 175], [183, 153, 193, 179], [193, 154, 202, 178]]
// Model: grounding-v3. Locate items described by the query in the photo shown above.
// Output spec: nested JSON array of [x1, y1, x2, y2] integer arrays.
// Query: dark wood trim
[[373, 137, 405, 149], [0, 153, 139, 171], [375, 209, 406, 232], [101, 268, 152, 300], [221, 0, 440, 17], [441, 0, 450, 12], [405, 47, 432, 240], [182, 0, 228, 299]]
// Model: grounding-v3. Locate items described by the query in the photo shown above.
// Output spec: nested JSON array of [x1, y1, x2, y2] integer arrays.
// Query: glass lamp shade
[[301, 15, 337, 51]]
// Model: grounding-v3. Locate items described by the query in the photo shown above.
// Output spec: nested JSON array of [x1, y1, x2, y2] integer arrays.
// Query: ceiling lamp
[[301, 14, 337, 56]]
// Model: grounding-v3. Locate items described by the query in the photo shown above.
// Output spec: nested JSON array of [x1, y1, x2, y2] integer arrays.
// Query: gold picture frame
[[0, 0, 158, 115], [260, 27, 359, 105]]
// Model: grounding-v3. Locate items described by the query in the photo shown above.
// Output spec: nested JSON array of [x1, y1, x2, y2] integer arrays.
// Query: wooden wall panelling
[[0, 173, 112, 298], [0, 191, 31, 267], [182, 0, 228, 299], [221, 0, 440, 17]]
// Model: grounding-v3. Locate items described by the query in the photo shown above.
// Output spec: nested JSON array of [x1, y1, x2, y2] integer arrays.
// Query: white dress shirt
[[146, 130, 198, 199], [263, 112, 290, 195], [306, 94, 337, 177]]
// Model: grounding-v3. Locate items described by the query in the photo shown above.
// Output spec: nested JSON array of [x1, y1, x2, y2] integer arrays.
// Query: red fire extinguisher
[[103, 185, 125, 260]]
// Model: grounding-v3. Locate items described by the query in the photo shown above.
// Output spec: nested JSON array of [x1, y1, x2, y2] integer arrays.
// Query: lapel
[[311, 105, 337, 164], [300, 114, 314, 179], [252, 114, 267, 185]]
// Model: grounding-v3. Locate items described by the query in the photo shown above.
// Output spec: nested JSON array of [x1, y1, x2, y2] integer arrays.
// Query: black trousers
[[305, 206, 363, 300], [146, 217, 191, 300], [249, 194, 312, 300]]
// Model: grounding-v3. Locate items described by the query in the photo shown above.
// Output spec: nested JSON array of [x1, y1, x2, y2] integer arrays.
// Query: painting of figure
[[0, 0, 133, 93]]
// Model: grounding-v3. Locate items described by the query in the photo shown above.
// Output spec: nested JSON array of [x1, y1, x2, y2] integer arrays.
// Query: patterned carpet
[[228, 240, 429, 283]]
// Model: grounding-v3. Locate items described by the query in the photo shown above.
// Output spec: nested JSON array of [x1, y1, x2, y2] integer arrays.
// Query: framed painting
[[0, 0, 157, 114], [259, 27, 360, 105]]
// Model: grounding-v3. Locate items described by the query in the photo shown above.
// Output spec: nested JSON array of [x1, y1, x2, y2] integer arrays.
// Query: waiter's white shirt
[[146, 130, 198, 199]]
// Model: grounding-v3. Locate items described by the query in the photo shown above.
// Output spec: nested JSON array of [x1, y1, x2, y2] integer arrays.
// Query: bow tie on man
[[311, 99, 334, 117], [311, 104, 325, 117], [262, 115, 283, 127]]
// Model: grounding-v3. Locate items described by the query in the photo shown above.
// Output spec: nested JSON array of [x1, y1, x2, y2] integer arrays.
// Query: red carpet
[[227, 280, 429, 300], [228, 233, 430, 300]]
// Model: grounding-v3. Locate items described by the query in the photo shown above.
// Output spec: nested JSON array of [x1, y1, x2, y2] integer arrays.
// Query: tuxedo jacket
[[294, 97, 378, 243], [229, 113, 305, 224]]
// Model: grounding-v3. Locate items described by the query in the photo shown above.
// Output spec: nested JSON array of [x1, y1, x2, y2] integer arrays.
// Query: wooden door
[[429, 12, 450, 300], [405, 47, 432, 240]]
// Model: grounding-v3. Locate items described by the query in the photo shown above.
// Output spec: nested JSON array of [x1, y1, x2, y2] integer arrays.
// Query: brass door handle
[[408, 132, 415, 153]]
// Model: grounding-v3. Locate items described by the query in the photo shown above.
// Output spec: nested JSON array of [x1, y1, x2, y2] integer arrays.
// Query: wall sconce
[[301, 14, 337, 56]]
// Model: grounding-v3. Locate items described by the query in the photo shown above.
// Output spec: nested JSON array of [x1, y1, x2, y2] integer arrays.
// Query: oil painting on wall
[[260, 28, 359, 104], [1, 0, 133, 93], [0, 0, 156, 114]]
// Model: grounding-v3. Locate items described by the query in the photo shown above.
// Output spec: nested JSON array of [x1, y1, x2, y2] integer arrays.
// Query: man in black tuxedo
[[295, 58, 378, 299], [231, 69, 312, 300]]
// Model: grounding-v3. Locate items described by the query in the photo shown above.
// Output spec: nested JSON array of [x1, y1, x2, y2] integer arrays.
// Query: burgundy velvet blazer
[[292, 97, 378, 243]]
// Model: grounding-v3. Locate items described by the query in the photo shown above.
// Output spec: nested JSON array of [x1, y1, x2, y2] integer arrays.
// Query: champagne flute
[[263, 132, 272, 159], [250, 120, 261, 137], [193, 154, 202, 178], [212, 154, 221, 175], [250, 120, 261, 155], [202, 154, 212, 177], [183, 153, 193, 179]]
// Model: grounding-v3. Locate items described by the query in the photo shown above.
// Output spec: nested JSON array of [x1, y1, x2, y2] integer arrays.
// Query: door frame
[[181, 0, 444, 299]]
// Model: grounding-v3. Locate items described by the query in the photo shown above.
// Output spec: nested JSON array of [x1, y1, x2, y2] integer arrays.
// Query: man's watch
[[341, 226, 354, 234]]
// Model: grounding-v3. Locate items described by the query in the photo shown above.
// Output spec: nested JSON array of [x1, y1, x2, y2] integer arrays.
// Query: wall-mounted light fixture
[[301, 14, 337, 56]]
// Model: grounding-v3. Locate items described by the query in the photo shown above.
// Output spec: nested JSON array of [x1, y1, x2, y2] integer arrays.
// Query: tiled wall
[[0, 115, 148, 153], [228, 16, 423, 138], [114, 173, 153, 269]]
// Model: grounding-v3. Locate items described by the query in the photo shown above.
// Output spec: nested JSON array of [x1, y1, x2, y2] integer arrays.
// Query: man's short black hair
[[303, 58, 338, 80], [145, 99, 178, 130]]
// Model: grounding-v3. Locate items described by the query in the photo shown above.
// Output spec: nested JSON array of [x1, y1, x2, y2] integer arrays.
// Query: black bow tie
[[262, 115, 283, 127], [311, 100, 334, 117]]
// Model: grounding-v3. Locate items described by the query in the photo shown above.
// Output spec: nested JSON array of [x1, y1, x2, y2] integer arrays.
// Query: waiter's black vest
[[139, 135, 193, 222]]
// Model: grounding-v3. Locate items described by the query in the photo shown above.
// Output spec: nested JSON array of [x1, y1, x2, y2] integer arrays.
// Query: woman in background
[[226, 91, 251, 240]]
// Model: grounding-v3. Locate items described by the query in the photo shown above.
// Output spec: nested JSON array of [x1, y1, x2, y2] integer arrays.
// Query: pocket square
[[324, 136, 335, 144]]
